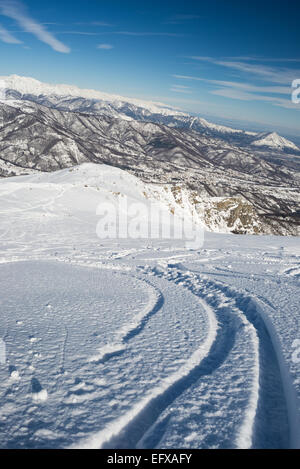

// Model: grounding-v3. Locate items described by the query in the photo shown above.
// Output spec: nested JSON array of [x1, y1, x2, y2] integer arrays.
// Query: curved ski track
[[74, 262, 293, 449], [141, 263, 292, 449]]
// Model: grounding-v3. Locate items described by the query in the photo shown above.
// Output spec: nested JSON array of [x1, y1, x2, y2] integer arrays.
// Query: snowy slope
[[1, 100, 299, 236], [1, 160, 300, 449], [0, 162, 269, 236], [0, 162, 300, 449]]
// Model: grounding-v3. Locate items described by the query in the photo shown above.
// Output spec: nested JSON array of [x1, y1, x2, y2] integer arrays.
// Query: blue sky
[[0, 0, 300, 137]]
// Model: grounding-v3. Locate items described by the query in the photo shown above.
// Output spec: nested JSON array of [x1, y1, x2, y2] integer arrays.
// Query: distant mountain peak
[[251, 131, 299, 151]]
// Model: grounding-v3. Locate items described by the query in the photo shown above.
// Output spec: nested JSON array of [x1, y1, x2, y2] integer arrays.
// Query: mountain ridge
[[0, 98, 299, 236], [0, 76, 299, 236], [1, 74, 299, 152]]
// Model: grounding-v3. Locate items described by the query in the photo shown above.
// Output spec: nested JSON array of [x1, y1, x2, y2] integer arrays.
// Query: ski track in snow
[[140, 265, 282, 449], [88, 276, 164, 363], [70, 295, 218, 449], [0, 249, 298, 449], [0, 165, 299, 449], [132, 262, 292, 450], [70, 261, 292, 449]]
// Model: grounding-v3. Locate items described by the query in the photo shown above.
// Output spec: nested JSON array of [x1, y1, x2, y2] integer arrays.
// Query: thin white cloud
[[225, 56, 300, 63], [92, 21, 113, 26], [53, 29, 183, 38], [209, 80, 292, 95], [107, 31, 183, 37], [173, 74, 205, 81], [211, 87, 299, 110], [172, 75, 292, 95], [74, 21, 114, 27], [0, 0, 70, 53], [97, 43, 114, 50], [170, 85, 192, 94], [171, 84, 190, 89], [164, 14, 202, 25], [0, 22, 21, 43], [187, 56, 300, 85], [57, 30, 183, 37], [173, 71, 300, 109], [177, 56, 300, 109], [216, 61, 299, 85], [42, 22, 62, 26], [60, 31, 100, 36], [173, 14, 202, 20]]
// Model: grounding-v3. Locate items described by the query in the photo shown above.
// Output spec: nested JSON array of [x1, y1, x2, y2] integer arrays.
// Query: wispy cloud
[[171, 84, 190, 88], [111, 31, 183, 37], [42, 22, 62, 26], [187, 56, 300, 85], [97, 43, 114, 50], [211, 88, 298, 110], [0, 22, 21, 43], [176, 56, 300, 109], [173, 74, 202, 81], [0, 0, 70, 53], [56, 29, 183, 37], [164, 14, 202, 25], [170, 84, 191, 94], [74, 21, 114, 27], [224, 56, 300, 63], [173, 75, 292, 95], [59, 31, 101, 36]]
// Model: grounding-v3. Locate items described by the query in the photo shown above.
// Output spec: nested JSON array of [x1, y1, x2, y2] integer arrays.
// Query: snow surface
[[0, 163, 299, 449]]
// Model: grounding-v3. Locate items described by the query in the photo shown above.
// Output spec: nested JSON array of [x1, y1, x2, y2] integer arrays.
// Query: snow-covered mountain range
[[0, 75, 299, 236], [1, 75, 299, 152], [1, 74, 183, 117]]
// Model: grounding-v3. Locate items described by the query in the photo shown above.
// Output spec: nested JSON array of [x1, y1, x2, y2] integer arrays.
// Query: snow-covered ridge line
[[0, 74, 185, 117], [0, 74, 255, 135], [192, 116, 256, 137], [2, 75, 299, 151]]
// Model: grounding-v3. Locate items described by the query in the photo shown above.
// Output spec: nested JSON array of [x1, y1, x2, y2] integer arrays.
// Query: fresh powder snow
[[0, 163, 299, 449]]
